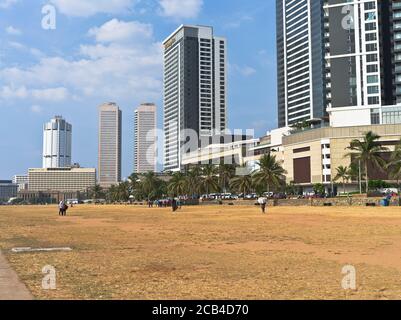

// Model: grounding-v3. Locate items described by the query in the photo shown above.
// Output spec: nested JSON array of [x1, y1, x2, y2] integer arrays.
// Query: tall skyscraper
[[277, 0, 401, 128], [163, 25, 228, 171], [134, 103, 157, 174], [43, 116, 72, 168], [276, 0, 326, 128], [98, 103, 122, 187]]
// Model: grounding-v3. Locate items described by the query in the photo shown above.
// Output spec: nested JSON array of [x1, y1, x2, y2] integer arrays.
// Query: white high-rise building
[[163, 25, 228, 171], [98, 103, 122, 187], [43, 116, 72, 168], [134, 103, 157, 174]]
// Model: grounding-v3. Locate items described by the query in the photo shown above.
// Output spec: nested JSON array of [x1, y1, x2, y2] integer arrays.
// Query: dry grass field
[[1, 204, 401, 300]]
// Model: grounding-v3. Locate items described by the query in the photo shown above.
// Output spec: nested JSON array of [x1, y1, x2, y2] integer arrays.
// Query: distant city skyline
[[0, 0, 276, 179]]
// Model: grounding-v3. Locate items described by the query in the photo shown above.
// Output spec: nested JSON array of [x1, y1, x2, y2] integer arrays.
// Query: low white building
[[28, 167, 96, 192]]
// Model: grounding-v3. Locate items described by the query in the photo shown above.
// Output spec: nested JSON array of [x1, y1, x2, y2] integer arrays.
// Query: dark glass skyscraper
[[276, 0, 326, 128], [163, 25, 227, 171], [277, 0, 401, 128]]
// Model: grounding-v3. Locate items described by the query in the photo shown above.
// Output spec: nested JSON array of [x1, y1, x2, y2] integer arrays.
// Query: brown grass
[[1, 204, 401, 300]]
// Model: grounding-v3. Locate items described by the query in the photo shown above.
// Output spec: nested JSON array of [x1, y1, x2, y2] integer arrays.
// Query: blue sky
[[0, 0, 277, 179]]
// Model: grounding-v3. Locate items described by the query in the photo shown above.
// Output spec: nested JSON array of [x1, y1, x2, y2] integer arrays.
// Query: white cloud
[[0, 0, 18, 9], [6, 26, 21, 35], [0, 19, 163, 105], [0, 86, 28, 99], [231, 64, 257, 77], [159, 0, 203, 19], [50, 0, 135, 17], [32, 88, 69, 101], [31, 105, 43, 113], [0, 86, 69, 101], [88, 19, 152, 43], [7, 41, 44, 58], [224, 15, 254, 29]]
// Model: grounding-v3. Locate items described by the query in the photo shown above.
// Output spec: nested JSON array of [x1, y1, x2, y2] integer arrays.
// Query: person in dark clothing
[[172, 198, 178, 212], [62, 203, 69, 216]]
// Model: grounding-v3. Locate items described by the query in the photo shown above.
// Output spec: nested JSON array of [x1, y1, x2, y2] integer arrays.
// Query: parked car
[[263, 192, 274, 198]]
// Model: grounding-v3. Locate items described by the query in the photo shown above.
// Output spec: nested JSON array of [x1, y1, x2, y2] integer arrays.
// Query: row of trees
[[89, 154, 287, 202], [89, 131, 401, 202], [334, 131, 401, 193]]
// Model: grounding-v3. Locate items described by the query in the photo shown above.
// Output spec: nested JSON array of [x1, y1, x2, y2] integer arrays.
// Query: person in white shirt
[[59, 201, 65, 216], [258, 197, 267, 214]]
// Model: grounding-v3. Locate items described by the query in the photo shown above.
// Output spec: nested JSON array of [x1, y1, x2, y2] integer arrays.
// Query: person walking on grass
[[258, 197, 267, 214], [62, 203, 69, 216], [172, 198, 178, 213], [59, 201, 65, 216]]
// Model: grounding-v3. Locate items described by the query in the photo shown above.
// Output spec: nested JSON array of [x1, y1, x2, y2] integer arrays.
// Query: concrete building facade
[[12, 175, 28, 192], [98, 103, 122, 187], [0, 180, 18, 202], [28, 167, 96, 192], [43, 116, 72, 168], [134, 103, 157, 173], [163, 25, 228, 171], [277, 1, 401, 128]]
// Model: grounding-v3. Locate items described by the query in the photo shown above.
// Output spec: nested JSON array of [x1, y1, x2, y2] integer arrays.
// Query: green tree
[[141, 172, 164, 200], [201, 165, 220, 195], [346, 131, 388, 193], [334, 166, 350, 195], [252, 153, 287, 194], [117, 181, 130, 202], [168, 172, 187, 197], [106, 184, 119, 202], [127, 173, 140, 195], [89, 184, 104, 200], [313, 183, 326, 197], [186, 167, 202, 197], [218, 164, 236, 193], [230, 172, 253, 199]]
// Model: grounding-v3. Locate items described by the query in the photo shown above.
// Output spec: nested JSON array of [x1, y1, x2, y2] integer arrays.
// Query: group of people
[[58, 200, 69, 216], [147, 198, 182, 212]]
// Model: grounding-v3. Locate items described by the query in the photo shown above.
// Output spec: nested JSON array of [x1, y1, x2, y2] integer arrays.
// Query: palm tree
[[168, 172, 187, 197], [141, 172, 162, 200], [106, 184, 119, 202], [201, 165, 220, 195], [334, 166, 350, 195], [117, 181, 130, 202], [252, 153, 287, 194], [345, 131, 388, 193], [230, 173, 253, 199], [128, 173, 139, 190], [218, 164, 236, 193], [90, 184, 103, 200], [186, 167, 202, 198]]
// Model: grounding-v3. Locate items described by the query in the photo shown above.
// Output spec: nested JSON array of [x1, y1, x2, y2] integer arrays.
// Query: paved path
[[0, 250, 33, 300]]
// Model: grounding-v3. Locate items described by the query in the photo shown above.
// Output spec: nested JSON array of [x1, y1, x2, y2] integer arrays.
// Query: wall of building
[[0, 182, 18, 201], [28, 168, 96, 192], [283, 140, 323, 185]]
